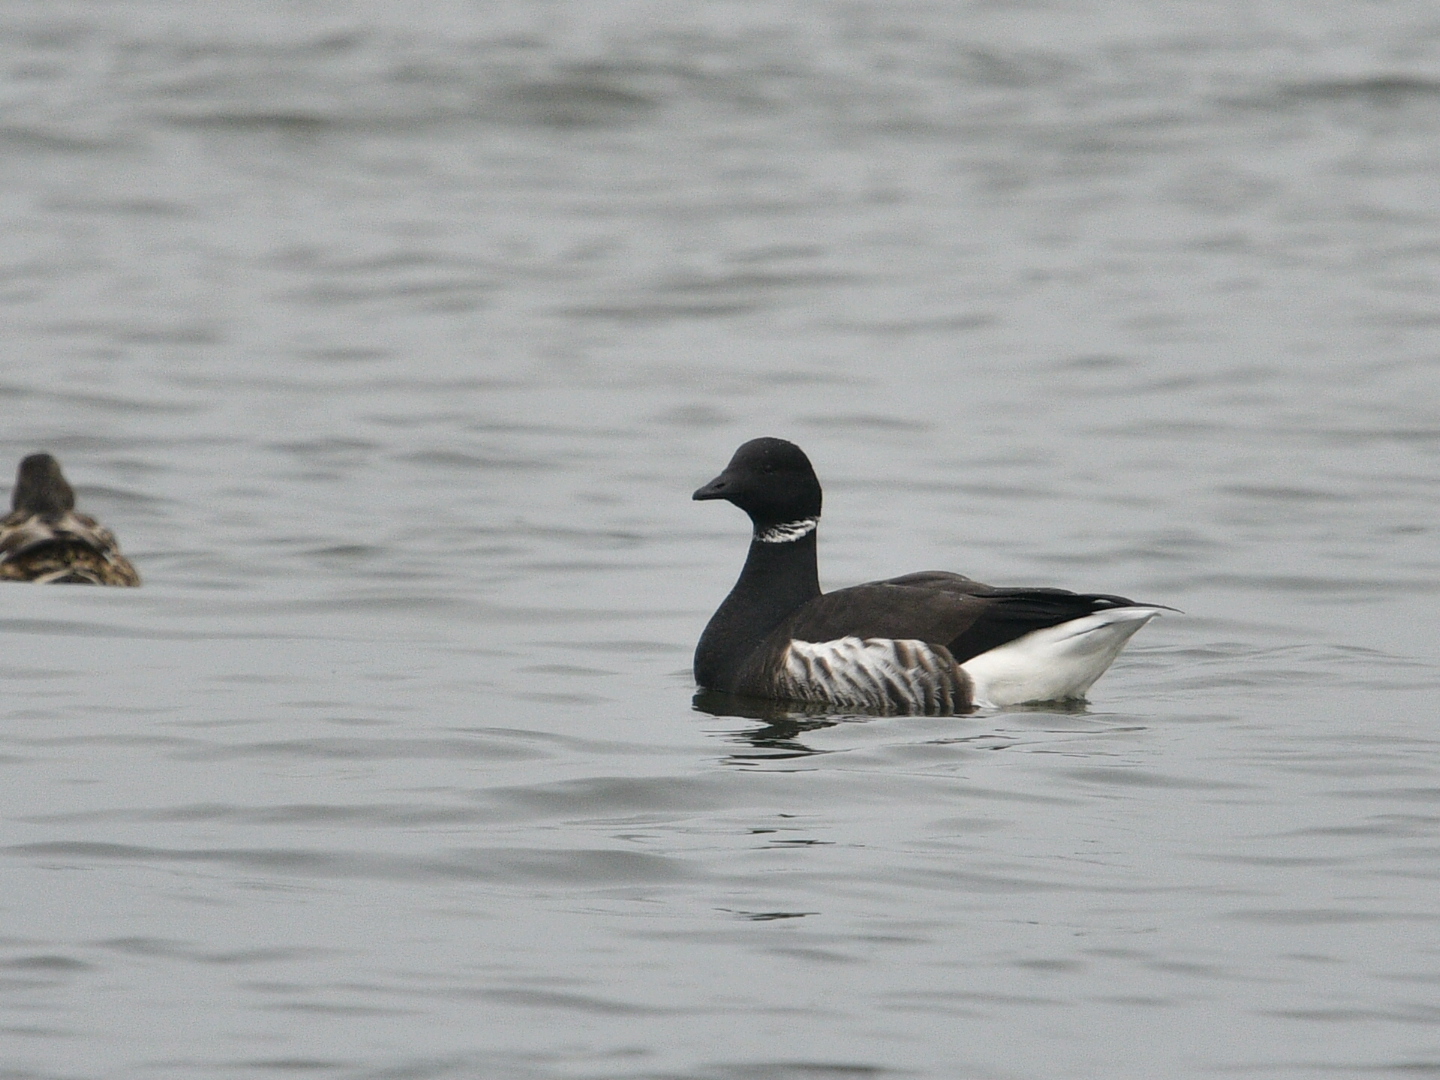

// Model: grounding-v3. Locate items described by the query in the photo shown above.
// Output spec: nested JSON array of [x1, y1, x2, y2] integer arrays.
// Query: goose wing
[[780, 571, 1145, 664]]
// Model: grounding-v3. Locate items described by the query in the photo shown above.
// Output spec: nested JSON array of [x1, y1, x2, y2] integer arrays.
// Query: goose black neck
[[694, 529, 821, 691]]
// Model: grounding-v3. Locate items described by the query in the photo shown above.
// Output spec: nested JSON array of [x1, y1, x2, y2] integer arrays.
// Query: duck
[[0, 454, 141, 586], [693, 437, 1165, 713]]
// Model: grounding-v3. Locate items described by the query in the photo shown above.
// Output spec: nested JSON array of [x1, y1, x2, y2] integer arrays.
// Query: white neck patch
[[755, 517, 818, 544]]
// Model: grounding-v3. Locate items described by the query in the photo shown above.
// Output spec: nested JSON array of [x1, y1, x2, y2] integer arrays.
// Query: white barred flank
[[777, 636, 972, 714], [755, 517, 819, 544], [959, 607, 1164, 708], [773, 607, 1164, 714]]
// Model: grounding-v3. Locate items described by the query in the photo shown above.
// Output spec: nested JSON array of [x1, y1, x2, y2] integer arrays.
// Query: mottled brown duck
[[0, 454, 140, 586]]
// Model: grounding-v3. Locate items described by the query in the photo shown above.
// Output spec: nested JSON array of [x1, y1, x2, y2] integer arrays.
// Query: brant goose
[[693, 438, 1164, 713], [0, 454, 140, 586]]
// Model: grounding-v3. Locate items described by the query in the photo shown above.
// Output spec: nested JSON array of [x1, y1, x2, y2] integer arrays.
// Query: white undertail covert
[[959, 607, 1164, 708]]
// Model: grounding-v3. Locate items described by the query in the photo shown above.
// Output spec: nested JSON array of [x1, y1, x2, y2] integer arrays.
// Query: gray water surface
[[2, 3, 1439, 1078]]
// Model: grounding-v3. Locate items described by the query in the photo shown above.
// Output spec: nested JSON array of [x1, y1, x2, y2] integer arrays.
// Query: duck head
[[12, 454, 76, 519]]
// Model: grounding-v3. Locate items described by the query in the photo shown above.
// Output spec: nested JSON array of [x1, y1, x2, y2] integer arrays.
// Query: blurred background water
[[1, 2, 1439, 1077]]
